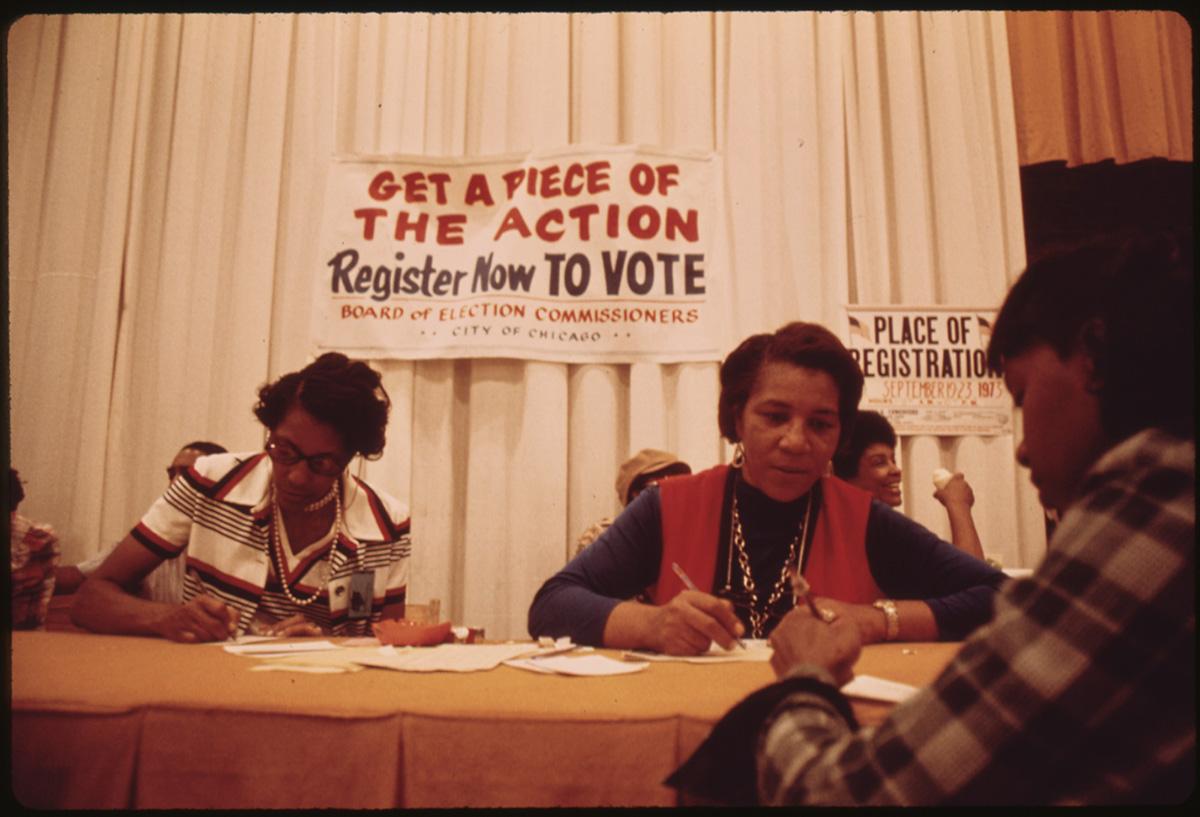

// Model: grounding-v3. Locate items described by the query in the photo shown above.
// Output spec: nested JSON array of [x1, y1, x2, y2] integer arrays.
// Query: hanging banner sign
[[843, 306, 1011, 435], [314, 146, 721, 363]]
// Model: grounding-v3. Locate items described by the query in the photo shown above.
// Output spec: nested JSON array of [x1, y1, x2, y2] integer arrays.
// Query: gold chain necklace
[[729, 490, 813, 638], [269, 479, 342, 608]]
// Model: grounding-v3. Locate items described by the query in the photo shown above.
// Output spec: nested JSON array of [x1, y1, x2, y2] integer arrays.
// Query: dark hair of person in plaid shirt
[[986, 229, 1193, 445]]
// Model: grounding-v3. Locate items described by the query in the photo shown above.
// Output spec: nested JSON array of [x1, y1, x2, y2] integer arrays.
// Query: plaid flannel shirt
[[756, 428, 1195, 805]]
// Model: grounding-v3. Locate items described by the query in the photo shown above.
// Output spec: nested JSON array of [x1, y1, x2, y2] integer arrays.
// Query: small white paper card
[[249, 663, 357, 674], [840, 674, 920, 703]]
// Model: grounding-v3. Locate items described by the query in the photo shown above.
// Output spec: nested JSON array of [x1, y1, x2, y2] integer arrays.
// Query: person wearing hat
[[575, 449, 692, 556]]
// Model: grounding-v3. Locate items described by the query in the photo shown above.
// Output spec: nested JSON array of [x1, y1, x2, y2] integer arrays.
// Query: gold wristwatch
[[872, 599, 900, 641]]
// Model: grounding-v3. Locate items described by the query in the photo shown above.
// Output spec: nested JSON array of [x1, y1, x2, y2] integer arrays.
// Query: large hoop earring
[[731, 442, 745, 468]]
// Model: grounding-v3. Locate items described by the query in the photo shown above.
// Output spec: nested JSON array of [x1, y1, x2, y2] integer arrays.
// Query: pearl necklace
[[270, 479, 341, 608], [729, 490, 813, 638], [304, 483, 338, 512]]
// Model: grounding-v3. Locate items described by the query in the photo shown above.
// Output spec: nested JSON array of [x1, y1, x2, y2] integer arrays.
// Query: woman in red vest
[[528, 322, 1004, 655]]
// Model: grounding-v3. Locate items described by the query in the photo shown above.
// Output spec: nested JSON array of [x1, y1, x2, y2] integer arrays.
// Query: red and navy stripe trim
[[287, 542, 333, 586], [211, 453, 267, 503], [186, 556, 267, 605], [132, 522, 186, 559], [352, 476, 405, 541], [181, 464, 217, 491]]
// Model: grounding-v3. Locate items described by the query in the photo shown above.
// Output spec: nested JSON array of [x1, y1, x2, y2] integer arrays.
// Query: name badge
[[348, 570, 375, 619]]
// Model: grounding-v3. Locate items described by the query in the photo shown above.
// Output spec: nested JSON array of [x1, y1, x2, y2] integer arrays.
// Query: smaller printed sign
[[844, 306, 1011, 435]]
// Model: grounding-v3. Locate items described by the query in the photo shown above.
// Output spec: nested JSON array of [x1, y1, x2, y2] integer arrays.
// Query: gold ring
[[819, 608, 837, 623]]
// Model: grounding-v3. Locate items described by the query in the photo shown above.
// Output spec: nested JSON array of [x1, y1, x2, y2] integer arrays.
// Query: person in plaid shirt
[[668, 232, 1193, 805]]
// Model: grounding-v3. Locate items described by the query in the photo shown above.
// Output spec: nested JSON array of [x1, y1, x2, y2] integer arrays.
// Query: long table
[[10, 631, 959, 808]]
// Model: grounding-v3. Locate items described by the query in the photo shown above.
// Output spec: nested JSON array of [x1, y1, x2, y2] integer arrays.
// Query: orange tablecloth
[[10, 631, 958, 808]]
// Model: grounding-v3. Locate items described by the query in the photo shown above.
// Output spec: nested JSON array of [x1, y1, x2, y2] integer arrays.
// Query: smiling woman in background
[[528, 322, 1003, 655], [71, 353, 412, 642], [833, 410, 986, 560]]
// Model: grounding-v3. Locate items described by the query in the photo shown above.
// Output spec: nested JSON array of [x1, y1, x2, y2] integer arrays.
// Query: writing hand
[[651, 590, 745, 655], [156, 595, 239, 643], [768, 606, 861, 686], [259, 613, 325, 638]]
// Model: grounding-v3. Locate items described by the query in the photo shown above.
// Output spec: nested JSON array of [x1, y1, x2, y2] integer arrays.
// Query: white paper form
[[504, 654, 649, 676], [350, 643, 542, 673], [621, 638, 773, 664], [213, 635, 381, 649], [209, 635, 281, 646], [222, 639, 342, 657], [245, 646, 392, 672]]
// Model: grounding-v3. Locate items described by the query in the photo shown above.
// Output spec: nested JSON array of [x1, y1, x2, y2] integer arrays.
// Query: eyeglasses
[[265, 439, 347, 477]]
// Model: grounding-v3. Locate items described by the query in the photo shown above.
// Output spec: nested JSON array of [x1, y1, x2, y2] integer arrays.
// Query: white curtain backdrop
[[8, 11, 1039, 640]]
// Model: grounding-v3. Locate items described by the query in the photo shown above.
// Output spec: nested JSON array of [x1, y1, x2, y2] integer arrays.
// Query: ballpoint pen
[[791, 571, 836, 623], [671, 561, 747, 649], [531, 643, 580, 660]]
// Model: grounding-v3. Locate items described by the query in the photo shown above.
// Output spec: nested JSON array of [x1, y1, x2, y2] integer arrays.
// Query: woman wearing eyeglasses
[[528, 322, 1004, 655], [71, 353, 411, 642]]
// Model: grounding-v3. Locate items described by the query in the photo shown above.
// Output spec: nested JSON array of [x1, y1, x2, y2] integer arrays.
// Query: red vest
[[650, 465, 880, 605]]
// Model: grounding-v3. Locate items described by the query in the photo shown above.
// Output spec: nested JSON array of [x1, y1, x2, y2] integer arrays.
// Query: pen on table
[[531, 644, 579, 660], [671, 561, 747, 650]]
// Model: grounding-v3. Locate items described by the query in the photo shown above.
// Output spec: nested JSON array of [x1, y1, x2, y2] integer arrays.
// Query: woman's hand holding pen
[[650, 590, 745, 655], [155, 595, 239, 643], [251, 613, 325, 639]]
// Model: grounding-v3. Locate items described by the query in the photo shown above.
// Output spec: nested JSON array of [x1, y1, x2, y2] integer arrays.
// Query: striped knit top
[[131, 451, 411, 637]]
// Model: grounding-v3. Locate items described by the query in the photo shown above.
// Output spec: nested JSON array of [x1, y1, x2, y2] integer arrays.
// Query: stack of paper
[[221, 636, 597, 674], [351, 643, 541, 672], [223, 639, 342, 658]]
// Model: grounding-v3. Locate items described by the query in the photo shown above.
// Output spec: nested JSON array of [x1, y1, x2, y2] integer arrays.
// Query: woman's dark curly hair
[[253, 353, 391, 459], [831, 410, 897, 479], [718, 321, 864, 451]]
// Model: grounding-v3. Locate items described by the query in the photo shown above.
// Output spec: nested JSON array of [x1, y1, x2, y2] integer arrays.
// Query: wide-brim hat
[[616, 448, 689, 505]]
